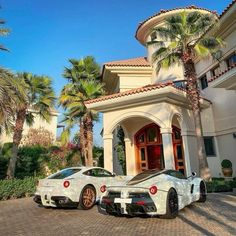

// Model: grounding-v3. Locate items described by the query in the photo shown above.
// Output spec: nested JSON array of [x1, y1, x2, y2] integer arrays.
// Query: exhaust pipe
[[59, 200, 65, 204]]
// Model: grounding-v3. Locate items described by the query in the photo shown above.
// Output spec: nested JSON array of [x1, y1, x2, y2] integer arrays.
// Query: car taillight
[[149, 186, 158, 195], [63, 180, 70, 188], [100, 185, 106, 193]]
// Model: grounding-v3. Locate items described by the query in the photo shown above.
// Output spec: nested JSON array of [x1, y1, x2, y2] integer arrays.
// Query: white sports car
[[34, 167, 131, 210], [99, 169, 206, 218]]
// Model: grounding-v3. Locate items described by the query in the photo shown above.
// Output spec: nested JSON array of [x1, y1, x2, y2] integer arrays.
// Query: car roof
[[62, 166, 106, 171]]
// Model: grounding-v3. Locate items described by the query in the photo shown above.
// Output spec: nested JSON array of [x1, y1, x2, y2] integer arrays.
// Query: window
[[204, 137, 216, 156], [48, 168, 81, 179], [166, 170, 186, 179], [150, 32, 157, 41], [147, 127, 157, 142], [138, 133, 145, 143], [200, 75, 208, 89], [140, 148, 146, 161], [127, 169, 164, 185], [211, 66, 221, 77], [83, 168, 113, 177], [226, 53, 236, 68]]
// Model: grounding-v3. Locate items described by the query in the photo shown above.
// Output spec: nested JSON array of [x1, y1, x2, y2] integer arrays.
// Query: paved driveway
[[0, 193, 235, 236]]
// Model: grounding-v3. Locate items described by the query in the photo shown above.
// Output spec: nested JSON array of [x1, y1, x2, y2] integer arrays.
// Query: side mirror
[[192, 172, 197, 177]]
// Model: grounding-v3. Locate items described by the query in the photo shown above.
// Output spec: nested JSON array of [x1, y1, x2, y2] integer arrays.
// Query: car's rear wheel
[[198, 181, 207, 202], [79, 185, 96, 210], [162, 188, 178, 219]]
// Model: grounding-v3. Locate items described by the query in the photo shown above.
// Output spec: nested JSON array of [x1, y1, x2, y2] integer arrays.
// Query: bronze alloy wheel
[[79, 186, 96, 210]]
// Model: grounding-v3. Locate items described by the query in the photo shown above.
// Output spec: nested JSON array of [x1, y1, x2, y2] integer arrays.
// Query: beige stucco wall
[[0, 112, 58, 144], [216, 134, 236, 177], [119, 74, 152, 92]]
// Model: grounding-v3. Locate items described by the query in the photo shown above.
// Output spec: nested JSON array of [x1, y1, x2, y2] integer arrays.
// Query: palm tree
[[148, 11, 223, 180], [0, 17, 10, 51], [0, 68, 22, 134], [59, 56, 104, 166], [6, 73, 56, 179]]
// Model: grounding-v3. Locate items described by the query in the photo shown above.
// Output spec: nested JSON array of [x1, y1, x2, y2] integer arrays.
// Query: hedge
[[0, 177, 38, 200], [206, 178, 236, 193]]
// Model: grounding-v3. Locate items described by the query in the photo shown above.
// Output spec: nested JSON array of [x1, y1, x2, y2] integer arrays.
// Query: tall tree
[[148, 11, 223, 180], [59, 56, 104, 166], [0, 68, 23, 135], [6, 73, 56, 178]]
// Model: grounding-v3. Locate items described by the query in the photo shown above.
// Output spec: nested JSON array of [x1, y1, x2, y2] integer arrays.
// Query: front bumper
[[33, 195, 78, 208]]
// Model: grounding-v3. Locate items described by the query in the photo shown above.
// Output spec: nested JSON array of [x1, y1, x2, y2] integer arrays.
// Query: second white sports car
[[100, 169, 206, 218], [34, 166, 131, 210]]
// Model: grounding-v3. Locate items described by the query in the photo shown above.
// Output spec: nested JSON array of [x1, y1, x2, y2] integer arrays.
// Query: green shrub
[[221, 159, 232, 168], [229, 180, 236, 188], [16, 146, 48, 179], [0, 177, 38, 200], [206, 178, 236, 193], [0, 143, 13, 179]]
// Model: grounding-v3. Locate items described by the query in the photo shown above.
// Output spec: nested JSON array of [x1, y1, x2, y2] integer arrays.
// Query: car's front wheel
[[79, 185, 96, 210], [162, 188, 178, 219], [198, 181, 207, 202]]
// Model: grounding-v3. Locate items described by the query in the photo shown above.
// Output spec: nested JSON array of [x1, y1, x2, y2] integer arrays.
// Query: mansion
[[86, 1, 236, 177]]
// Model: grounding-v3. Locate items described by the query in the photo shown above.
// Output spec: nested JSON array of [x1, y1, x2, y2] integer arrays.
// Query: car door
[[168, 170, 192, 206]]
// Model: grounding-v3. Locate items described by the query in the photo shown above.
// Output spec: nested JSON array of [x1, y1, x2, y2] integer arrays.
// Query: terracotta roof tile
[[135, 5, 218, 39], [208, 63, 236, 83], [86, 81, 185, 105], [104, 57, 151, 67], [219, 0, 236, 18]]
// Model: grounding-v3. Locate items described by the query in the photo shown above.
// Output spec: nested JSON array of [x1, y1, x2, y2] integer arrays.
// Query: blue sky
[[0, 0, 232, 146]]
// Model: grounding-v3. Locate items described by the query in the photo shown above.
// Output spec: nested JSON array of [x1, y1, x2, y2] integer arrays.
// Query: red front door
[[147, 145, 162, 169]]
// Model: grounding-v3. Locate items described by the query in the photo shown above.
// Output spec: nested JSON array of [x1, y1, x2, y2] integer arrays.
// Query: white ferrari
[[99, 169, 206, 218], [34, 166, 131, 210]]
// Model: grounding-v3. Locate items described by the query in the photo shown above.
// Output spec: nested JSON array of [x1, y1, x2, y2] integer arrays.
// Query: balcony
[[208, 64, 236, 90]]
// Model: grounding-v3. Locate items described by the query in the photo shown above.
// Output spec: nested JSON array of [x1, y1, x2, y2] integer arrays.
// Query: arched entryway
[[135, 123, 186, 175]]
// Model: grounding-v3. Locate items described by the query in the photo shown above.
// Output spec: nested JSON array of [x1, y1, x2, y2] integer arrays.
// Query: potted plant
[[221, 159, 233, 177]]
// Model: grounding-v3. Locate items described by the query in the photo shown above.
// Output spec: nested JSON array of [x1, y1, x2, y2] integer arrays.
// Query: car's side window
[[83, 169, 113, 177], [99, 169, 113, 177], [167, 170, 186, 179]]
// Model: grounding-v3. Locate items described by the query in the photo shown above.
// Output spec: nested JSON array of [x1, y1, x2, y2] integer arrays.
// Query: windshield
[[48, 168, 81, 179], [127, 169, 166, 185]]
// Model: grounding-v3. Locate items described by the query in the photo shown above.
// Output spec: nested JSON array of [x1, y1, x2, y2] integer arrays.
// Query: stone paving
[[0, 193, 235, 236]]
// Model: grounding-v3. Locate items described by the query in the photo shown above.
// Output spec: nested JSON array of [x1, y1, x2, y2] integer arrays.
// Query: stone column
[[124, 138, 136, 176], [160, 127, 175, 170], [181, 131, 193, 177], [103, 134, 113, 172]]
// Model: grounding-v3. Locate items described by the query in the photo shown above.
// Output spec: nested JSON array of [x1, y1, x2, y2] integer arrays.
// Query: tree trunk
[[84, 114, 93, 167], [6, 108, 27, 179], [79, 118, 86, 165], [183, 56, 211, 181]]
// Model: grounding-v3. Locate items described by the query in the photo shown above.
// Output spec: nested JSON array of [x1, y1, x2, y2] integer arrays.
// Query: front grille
[[107, 191, 121, 198], [128, 192, 149, 198]]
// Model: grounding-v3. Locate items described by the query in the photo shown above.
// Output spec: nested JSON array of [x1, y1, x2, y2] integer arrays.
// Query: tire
[[161, 188, 179, 219], [198, 181, 207, 203], [79, 185, 96, 210]]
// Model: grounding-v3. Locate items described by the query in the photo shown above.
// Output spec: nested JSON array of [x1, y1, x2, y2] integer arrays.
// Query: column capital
[[103, 134, 113, 140], [124, 138, 131, 143], [160, 127, 172, 134]]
